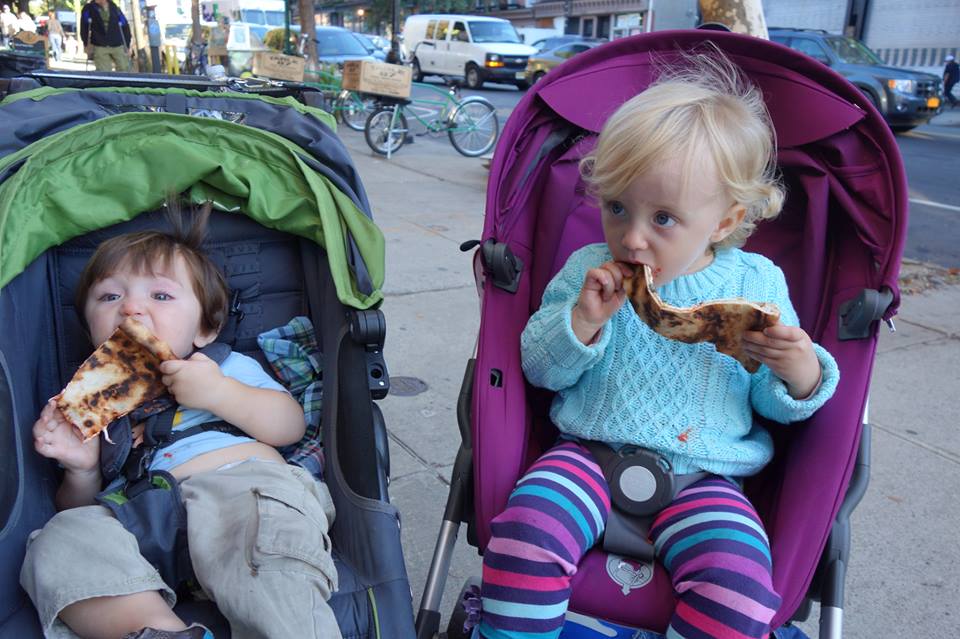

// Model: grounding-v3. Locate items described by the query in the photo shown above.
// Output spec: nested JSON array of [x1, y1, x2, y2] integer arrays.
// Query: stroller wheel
[[445, 576, 481, 639]]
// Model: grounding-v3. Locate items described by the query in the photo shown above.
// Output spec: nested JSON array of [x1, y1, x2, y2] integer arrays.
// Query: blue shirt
[[148, 351, 287, 473], [520, 244, 840, 478]]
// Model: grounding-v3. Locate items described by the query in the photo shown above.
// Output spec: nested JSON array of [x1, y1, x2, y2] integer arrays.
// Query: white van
[[403, 14, 537, 89]]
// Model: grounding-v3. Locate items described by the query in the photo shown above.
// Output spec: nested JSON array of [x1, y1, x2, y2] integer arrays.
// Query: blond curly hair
[[581, 47, 784, 249]]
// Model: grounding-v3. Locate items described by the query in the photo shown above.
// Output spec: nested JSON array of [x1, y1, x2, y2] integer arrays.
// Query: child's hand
[[160, 353, 226, 412], [743, 324, 822, 398], [33, 399, 100, 473], [571, 261, 633, 344]]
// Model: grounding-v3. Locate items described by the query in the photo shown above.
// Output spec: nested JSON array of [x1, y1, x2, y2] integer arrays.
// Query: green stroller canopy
[[0, 111, 384, 309]]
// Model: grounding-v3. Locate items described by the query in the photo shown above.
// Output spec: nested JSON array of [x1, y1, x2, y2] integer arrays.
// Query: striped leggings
[[479, 441, 781, 639]]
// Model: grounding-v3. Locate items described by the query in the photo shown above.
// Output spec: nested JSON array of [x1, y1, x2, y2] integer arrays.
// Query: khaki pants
[[20, 460, 341, 639], [92, 45, 130, 72]]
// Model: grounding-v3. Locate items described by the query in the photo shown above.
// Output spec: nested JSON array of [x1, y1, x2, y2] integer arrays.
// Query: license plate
[[927, 96, 940, 108], [515, 72, 526, 80]]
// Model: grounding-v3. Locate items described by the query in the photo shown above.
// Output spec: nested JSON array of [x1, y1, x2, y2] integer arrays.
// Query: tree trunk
[[191, 0, 202, 45], [698, 0, 769, 39], [298, 0, 317, 68]]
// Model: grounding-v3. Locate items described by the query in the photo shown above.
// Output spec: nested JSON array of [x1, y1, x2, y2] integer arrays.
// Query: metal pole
[[283, 0, 292, 54], [387, 0, 400, 63]]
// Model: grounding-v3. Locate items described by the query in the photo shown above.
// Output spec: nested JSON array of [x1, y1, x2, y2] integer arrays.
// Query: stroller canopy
[[0, 87, 385, 309]]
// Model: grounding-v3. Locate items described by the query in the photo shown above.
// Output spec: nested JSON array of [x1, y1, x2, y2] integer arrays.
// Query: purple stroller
[[415, 29, 908, 638]]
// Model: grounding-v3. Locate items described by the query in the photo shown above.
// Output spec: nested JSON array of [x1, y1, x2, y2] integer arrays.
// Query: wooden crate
[[341, 60, 412, 99], [252, 51, 305, 82]]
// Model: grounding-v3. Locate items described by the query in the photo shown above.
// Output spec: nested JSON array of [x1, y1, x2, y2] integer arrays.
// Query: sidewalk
[[336, 127, 959, 638]]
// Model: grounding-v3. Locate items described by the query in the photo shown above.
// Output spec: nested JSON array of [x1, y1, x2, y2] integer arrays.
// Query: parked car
[[403, 14, 537, 89], [315, 26, 376, 65], [529, 34, 604, 53], [162, 20, 217, 68], [525, 40, 602, 84], [352, 32, 387, 61], [769, 27, 942, 132]]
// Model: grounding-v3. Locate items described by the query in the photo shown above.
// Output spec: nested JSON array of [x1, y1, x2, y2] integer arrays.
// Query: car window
[[353, 33, 375, 52], [532, 38, 546, 51], [164, 23, 190, 40], [467, 21, 521, 43], [553, 44, 577, 59], [570, 44, 590, 54], [824, 36, 883, 65], [436, 20, 449, 41], [452, 21, 469, 42], [264, 11, 284, 26], [316, 29, 368, 56], [789, 38, 830, 64], [425, 20, 435, 39]]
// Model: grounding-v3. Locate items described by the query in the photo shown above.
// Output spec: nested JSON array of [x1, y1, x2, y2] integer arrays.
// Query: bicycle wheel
[[365, 106, 409, 156], [337, 92, 375, 132], [448, 98, 499, 157]]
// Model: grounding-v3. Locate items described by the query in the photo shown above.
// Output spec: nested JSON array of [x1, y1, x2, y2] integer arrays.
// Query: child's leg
[[59, 592, 187, 639], [650, 477, 781, 639], [20, 505, 178, 638], [479, 441, 610, 639], [179, 460, 341, 639]]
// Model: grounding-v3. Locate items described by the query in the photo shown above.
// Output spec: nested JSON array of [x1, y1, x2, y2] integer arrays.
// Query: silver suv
[[769, 28, 942, 132]]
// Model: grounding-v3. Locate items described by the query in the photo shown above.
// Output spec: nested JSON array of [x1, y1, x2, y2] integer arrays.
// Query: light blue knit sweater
[[520, 244, 840, 477]]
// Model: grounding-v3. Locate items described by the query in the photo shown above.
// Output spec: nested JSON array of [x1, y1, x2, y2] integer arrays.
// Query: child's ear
[[193, 329, 218, 349], [711, 203, 747, 244]]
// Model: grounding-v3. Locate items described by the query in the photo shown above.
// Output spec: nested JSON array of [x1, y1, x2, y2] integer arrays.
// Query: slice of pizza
[[56, 318, 178, 441], [623, 264, 781, 373]]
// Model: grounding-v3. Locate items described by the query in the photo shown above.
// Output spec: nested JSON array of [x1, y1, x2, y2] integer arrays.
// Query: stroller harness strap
[[95, 341, 244, 588], [581, 440, 708, 563]]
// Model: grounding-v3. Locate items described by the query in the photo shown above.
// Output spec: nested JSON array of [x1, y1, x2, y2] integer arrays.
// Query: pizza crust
[[623, 264, 780, 373], [56, 318, 177, 441]]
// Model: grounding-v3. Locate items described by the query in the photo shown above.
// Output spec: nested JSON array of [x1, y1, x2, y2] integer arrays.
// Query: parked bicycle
[[363, 80, 499, 158]]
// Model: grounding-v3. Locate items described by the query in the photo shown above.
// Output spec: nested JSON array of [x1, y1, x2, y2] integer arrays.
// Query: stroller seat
[[416, 30, 907, 638], [0, 80, 417, 638]]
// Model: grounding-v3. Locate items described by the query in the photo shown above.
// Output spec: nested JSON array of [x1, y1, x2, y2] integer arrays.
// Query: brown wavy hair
[[75, 199, 229, 335]]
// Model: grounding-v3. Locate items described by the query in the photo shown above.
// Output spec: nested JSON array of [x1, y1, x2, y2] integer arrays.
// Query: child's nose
[[120, 298, 145, 316], [622, 227, 650, 251]]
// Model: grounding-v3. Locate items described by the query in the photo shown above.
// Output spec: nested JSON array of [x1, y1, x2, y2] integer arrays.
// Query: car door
[[417, 19, 441, 72], [432, 19, 452, 74], [448, 20, 470, 77]]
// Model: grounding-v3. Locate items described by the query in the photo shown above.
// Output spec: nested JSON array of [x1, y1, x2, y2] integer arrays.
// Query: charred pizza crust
[[623, 264, 780, 373], [56, 318, 177, 441]]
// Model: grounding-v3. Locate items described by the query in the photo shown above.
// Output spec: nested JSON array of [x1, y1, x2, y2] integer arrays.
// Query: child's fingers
[[159, 359, 185, 375], [762, 324, 806, 342]]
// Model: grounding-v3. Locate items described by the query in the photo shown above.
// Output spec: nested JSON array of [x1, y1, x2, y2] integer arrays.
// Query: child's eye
[[152, 292, 173, 301], [653, 211, 676, 227], [607, 201, 626, 217], [97, 293, 120, 302]]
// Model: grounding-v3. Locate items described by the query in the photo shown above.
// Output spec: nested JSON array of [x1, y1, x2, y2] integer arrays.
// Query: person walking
[[80, 0, 132, 72], [944, 54, 959, 108], [0, 5, 16, 48], [46, 11, 65, 62], [17, 10, 35, 33]]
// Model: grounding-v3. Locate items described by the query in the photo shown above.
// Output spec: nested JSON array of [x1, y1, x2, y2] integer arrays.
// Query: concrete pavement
[[335, 120, 959, 638]]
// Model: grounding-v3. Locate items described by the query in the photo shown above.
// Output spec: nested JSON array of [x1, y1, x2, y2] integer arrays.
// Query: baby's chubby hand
[[743, 323, 822, 399], [160, 352, 226, 411], [571, 261, 634, 345], [33, 399, 99, 473]]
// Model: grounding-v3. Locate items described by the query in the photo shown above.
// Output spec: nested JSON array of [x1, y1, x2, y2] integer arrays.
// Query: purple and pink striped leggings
[[479, 441, 781, 639]]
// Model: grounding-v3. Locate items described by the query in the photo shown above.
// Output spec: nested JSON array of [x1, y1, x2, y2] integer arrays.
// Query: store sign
[[616, 13, 641, 29]]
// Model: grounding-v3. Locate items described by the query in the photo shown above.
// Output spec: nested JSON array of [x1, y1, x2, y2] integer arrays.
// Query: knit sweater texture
[[520, 244, 840, 477]]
